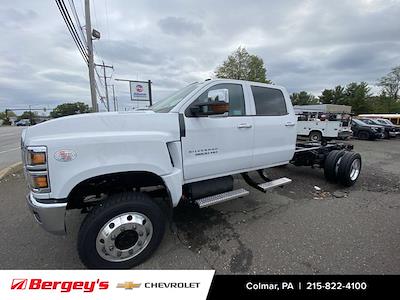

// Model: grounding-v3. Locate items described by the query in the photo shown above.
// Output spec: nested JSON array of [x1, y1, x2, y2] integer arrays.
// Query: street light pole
[[84, 0, 98, 112]]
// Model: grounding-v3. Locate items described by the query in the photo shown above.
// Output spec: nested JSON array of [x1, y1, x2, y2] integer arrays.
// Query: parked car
[[359, 118, 397, 139], [15, 119, 31, 126], [351, 119, 384, 140], [374, 118, 400, 137]]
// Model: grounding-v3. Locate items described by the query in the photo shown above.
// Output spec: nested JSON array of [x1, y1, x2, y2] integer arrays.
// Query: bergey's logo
[[10, 278, 109, 293], [11, 279, 27, 290]]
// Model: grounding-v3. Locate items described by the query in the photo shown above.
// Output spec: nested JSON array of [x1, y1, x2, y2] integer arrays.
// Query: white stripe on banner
[[0, 270, 215, 300]]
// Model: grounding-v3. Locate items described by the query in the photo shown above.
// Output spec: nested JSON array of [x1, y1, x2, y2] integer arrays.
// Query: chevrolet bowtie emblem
[[117, 282, 141, 289]]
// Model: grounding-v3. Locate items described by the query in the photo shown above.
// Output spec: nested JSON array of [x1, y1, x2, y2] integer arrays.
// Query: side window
[[188, 83, 246, 116], [251, 86, 287, 116]]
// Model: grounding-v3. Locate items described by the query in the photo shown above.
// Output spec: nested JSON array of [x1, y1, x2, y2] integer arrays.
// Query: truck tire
[[324, 150, 345, 182], [357, 131, 370, 140], [78, 192, 166, 269], [309, 131, 322, 142], [337, 152, 362, 187]]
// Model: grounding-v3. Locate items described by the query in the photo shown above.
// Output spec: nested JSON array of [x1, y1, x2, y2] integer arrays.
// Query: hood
[[369, 125, 384, 129], [24, 111, 181, 145]]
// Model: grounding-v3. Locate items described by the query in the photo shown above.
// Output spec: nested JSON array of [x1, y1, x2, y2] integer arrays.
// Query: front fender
[[36, 132, 179, 199]]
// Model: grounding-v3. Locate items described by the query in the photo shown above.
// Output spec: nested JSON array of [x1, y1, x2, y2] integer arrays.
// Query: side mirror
[[190, 88, 230, 117]]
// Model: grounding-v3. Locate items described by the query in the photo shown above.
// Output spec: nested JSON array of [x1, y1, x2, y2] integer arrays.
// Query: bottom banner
[[1, 271, 397, 299]]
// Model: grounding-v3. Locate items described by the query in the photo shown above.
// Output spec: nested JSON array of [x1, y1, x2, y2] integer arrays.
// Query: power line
[[59, 0, 87, 60], [68, 0, 86, 43], [55, 0, 88, 63]]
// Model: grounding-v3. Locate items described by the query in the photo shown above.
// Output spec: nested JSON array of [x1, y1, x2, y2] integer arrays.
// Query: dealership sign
[[130, 80, 151, 102]]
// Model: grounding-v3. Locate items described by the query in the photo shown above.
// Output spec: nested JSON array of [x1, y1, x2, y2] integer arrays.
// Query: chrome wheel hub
[[349, 158, 361, 181], [96, 212, 153, 262]]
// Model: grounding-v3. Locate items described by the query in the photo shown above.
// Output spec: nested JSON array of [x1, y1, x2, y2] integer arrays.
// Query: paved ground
[[0, 126, 24, 170], [0, 139, 399, 273]]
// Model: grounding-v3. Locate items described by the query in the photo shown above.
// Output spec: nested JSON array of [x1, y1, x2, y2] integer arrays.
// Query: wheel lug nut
[[109, 246, 114, 251]]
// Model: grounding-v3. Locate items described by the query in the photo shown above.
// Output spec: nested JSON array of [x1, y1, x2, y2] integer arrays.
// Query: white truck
[[294, 104, 353, 142], [21, 79, 362, 269]]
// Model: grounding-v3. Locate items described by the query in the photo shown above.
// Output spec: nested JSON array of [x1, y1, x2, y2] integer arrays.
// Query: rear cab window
[[251, 86, 288, 116]]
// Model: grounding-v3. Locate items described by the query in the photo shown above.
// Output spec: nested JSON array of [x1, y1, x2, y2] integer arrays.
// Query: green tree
[[215, 46, 271, 83], [344, 82, 371, 114], [290, 91, 318, 105], [17, 111, 38, 121], [0, 110, 16, 125], [378, 66, 400, 100], [319, 85, 346, 104], [50, 102, 90, 118], [368, 92, 400, 113]]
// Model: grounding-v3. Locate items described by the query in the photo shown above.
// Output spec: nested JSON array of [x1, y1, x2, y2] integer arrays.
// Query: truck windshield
[[150, 83, 201, 113]]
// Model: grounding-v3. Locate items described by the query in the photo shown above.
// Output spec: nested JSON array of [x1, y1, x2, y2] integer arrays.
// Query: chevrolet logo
[[117, 282, 141, 289]]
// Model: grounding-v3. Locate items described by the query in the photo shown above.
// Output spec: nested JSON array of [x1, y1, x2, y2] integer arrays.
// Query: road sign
[[130, 80, 151, 102]]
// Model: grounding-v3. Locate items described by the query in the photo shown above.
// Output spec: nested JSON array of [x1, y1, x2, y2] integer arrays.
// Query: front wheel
[[384, 131, 390, 139], [78, 192, 166, 269]]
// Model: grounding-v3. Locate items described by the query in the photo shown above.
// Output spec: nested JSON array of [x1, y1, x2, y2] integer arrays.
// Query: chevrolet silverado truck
[[21, 79, 362, 269]]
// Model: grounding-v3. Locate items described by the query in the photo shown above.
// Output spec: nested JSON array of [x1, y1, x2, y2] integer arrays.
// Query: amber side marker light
[[32, 175, 48, 188]]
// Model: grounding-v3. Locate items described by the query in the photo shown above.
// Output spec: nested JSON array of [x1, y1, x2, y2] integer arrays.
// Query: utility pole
[[84, 0, 98, 112], [95, 62, 114, 111], [110, 84, 116, 111]]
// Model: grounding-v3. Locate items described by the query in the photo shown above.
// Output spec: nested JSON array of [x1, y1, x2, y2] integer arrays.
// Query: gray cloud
[[158, 16, 204, 36], [0, 0, 400, 111]]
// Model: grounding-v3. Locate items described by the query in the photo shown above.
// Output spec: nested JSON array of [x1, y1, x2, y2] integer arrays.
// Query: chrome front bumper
[[26, 192, 67, 235]]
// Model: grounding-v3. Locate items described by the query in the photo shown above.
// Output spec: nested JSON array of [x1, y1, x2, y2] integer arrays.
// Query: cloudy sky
[[0, 0, 399, 112]]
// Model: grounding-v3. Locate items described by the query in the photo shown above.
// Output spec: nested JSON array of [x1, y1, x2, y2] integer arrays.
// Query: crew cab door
[[249, 85, 297, 167], [181, 83, 254, 181]]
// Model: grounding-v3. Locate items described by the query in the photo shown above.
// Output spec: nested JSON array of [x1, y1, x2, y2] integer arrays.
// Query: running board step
[[258, 177, 292, 191], [195, 188, 250, 208]]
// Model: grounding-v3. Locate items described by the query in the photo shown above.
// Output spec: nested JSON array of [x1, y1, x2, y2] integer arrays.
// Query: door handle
[[285, 122, 296, 127], [238, 123, 252, 129]]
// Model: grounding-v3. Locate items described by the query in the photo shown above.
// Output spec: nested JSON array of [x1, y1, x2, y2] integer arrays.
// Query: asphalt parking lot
[[0, 138, 399, 273]]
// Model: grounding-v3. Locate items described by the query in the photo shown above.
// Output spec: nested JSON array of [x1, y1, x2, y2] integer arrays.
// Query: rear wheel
[[337, 152, 362, 186], [78, 192, 166, 269], [309, 131, 322, 142], [324, 150, 345, 182]]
